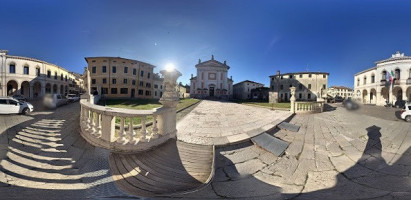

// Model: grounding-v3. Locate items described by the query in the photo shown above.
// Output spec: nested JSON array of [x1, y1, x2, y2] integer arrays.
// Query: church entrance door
[[209, 87, 215, 97]]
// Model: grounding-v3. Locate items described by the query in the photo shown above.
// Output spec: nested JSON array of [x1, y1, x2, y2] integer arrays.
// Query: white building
[[233, 80, 264, 100], [190, 55, 233, 99], [327, 86, 353, 98], [0, 50, 78, 99], [354, 51, 411, 105]]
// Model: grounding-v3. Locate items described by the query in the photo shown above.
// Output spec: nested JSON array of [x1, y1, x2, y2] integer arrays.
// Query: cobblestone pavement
[[170, 105, 411, 200], [0, 103, 130, 200], [352, 104, 404, 122], [177, 100, 292, 146]]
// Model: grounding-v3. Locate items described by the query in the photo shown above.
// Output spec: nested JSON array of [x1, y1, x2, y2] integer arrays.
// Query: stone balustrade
[[80, 68, 182, 154], [294, 101, 324, 113], [80, 99, 176, 153]]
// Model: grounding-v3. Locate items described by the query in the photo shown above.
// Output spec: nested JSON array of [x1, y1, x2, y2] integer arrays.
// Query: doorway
[[209, 87, 214, 97], [131, 89, 135, 98]]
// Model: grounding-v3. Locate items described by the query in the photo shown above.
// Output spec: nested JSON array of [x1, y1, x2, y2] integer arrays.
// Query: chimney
[[224, 60, 226, 65], [198, 59, 201, 64], [230, 75, 232, 80], [191, 74, 193, 78], [211, 55, 214, 60], [276, 70, 280, 76]]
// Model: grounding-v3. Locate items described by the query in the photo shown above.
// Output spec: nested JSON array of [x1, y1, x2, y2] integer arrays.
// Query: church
[[189, 55, 233, 99]]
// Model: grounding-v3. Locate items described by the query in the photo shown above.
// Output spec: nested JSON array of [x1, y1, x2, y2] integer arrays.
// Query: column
[[29, 84, 34, 100]]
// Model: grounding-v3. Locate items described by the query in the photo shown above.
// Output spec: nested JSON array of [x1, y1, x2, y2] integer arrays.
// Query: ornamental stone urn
[[159, 69, 182, 108]]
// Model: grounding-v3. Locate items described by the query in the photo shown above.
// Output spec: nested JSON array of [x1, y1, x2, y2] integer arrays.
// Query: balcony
[[380, 79, 387, 86], [407, 78, 411, 85], [394, 79, 401, 85]]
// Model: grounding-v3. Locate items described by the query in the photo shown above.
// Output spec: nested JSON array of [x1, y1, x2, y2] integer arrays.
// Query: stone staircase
[[109, 139, 215, 197]]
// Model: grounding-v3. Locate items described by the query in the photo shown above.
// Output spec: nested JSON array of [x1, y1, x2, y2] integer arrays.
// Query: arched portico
[[33, 81, 42, 99], [46, 83, 52, 94], [393, 86, 403, 102], [370, 88, 377, 104], [7, 80, 19, 96], [362, 89, 368, 104], [53, 84, 58, 94], [407, 87, 411, 102], [21, 81, 30, 99], [60, 85, 64, 95]]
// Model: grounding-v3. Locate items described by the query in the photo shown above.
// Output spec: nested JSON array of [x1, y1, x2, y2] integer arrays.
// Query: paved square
[[176, 100, 292, 146]]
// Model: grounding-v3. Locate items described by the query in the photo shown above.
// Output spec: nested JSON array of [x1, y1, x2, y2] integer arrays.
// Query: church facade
[[190, 55, 233, 99]]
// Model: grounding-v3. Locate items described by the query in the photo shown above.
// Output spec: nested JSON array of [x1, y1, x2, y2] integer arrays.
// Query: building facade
[[189, 55, 233, 99], [250, 87, 270, 100], [354, 51, 411, 105], [327, 86, 353, 98], [0, 50, 77, 99], [269, 71, 329, 103], [233, 80, 264, 100], [85, 57, 155, 99], [177, 83, 190, 99], [153, 73, 164, 99]]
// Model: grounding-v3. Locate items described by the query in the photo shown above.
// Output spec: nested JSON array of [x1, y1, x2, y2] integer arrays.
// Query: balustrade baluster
[[91, 111, 96, 134], [140, 116, 148, 142], [117, 117, 128, 144], [129, 117, 137, 143], [95, 112, 102, 137], [151, 114, 159, 138], [85, 108, 91, 130]]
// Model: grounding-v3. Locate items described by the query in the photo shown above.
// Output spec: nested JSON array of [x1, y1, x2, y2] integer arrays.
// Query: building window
[[92, 79, 96, 84], [155, 91, 157, 96], [147, 72, 151, 79], [271, 85, 274, 90], [322, 84, 326, 89], [55, 72, 57, 79], [102, 88, 108, 94], [102, 66, 107, 73], [357, 79, 360, 86], [280, 85, 283, 90], [112, 66, 116, 73], [299, 93, 302, 99], [299, 74, 302, 78], [281, 76, 283, 79], [382, 70, 387, 80], [160, 92, 163, 97], [299, 84, 302, 90], [103, 78, 107, 84], [141, 70, 144, 77], [145, 90, 151, 96], [154, 84, 158, 89], [363, 76, 367, 85], [308, 93, 311, 99], [61, 74, 63, 80], [138, 90, 144, 95], [133, 68, 136, 75], [47, 70, 51, 78], [124, 67, 128, 73], [111, 88, 117, 94], [146, 83, 151, 88], [132, 80, 136, 85], [371, 75, 375, 83], [112, 78, 117, 84], [308, 84, 311, 89], [139, 81, 144, 86], [9, 64, 16, 73], [65, 75, 67, 81], [289, 84, 292, 88], [309, 74, 312, 78], [323, 74, 326, 78], [36, 68, 40, 76], [92, 67, 96, 73], [123, 79, 127, 84], [24, 66, 29, 75], [395, 69, 400, 79], [120, 88, 128, 94], [290, 75, 293, 79]]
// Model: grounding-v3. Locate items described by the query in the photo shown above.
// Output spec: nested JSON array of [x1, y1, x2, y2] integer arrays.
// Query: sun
[[165, 63, 175, 72]]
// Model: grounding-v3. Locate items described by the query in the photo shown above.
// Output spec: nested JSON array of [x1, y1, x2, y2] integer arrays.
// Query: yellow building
[[85, 57, 155, 99]]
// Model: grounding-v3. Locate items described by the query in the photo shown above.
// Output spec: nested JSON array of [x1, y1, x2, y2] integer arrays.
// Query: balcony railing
[[380, 79, 387, 86], [394, 79, 400, 85], [407, 78, 411, 85]]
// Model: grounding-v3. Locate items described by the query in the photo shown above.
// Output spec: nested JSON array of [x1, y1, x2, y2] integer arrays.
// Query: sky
[[1, 0, 411, 88]]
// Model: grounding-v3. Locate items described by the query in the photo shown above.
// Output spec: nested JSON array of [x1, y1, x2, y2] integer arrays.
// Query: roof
[[233, 80, 264, 86], [4, 55, 70, 72], [196, 58, 230, 69], [329, 86, 353, 90], [354, 66, 377, 76], [84, 56, 156, 68], [269, 71, 329, 77], [375, 51, 411, 64]]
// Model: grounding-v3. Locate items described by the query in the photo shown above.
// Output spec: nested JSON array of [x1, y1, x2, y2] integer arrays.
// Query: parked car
[[67, 94, 80, 102], [394, 100, 406, 108], [335, 96, 344, 103], [43, 94, 69, 109], [12, 94, 27, 102], [0, 97, 34, 115], [400, 103, 411, 122]]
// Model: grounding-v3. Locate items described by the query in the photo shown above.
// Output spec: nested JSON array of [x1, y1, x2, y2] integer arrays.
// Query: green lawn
[[105, 98, 200, 125], [231, 99, 290, 109]]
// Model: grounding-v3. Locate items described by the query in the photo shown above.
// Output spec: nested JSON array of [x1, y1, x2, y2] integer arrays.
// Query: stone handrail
[[294, 101, 324, 113], [80, 99, 176, 153]]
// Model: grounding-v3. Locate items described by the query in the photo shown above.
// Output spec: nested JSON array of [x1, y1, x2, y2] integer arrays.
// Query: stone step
[[277, 122, 300, 132], [109, 139, 215, 197], [251, 132, 289, 157]]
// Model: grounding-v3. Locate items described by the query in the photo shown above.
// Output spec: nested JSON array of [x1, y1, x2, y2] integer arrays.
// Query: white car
[[400, 103, 411, 122], [0, 97, 34, 115], [43, 94, 69, 109], [67, 94, 80, 102]]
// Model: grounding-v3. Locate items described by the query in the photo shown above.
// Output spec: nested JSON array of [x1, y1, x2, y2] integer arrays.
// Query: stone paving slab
[[251, 133, 289, 156], [277, 121, 300, 132], [176, 100, 292, 146]]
